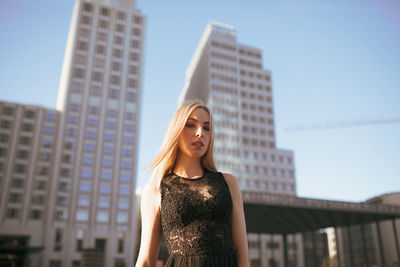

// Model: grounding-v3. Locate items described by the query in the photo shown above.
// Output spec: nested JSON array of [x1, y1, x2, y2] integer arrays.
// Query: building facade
[[0, 102, 60, 267], [0, 0, 146, 266], [179, 22, 302, 267]]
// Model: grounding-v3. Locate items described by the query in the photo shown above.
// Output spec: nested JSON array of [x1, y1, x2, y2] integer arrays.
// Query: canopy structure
[[243, 191, 400, 234], [242, 191, 400, 267]]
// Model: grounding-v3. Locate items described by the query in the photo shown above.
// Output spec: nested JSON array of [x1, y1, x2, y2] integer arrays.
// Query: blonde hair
[[147, 99, 217, 185]]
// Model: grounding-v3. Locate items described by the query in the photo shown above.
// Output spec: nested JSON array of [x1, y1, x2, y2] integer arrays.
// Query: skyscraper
[[179, 22, 296, 195], [179, 22, 301, 266], [0, 0, 146, 266]]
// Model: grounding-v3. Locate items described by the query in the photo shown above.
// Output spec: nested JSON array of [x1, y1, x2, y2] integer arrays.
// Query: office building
[[0, 0, 146, 266], [179, 21, 302, 267]]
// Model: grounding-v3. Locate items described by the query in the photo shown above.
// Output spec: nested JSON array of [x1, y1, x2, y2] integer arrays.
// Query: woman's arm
[[223, 173, 250, 267], [135, 180, 162, 267]]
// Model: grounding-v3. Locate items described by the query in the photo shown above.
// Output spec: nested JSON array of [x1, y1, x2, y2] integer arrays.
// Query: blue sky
[[1, 0, 399, 202]]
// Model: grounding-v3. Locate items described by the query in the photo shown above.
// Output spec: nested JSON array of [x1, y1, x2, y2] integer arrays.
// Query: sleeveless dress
[[160, 170, 238, 267]]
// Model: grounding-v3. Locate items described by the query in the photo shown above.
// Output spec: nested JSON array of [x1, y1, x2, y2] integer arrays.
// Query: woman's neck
[[174, 153, 203, 178]]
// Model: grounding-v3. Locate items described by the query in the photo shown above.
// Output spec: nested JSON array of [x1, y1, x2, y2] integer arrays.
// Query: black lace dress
[[160, 170, 237, 266]]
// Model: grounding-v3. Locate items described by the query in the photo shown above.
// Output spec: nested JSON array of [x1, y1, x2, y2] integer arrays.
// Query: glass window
[[120, 173, 130, 182], [117, 212, 128, 223], [102, 158, 113, 168], [123, 136, 133, 144], [104, 145, 113, 155], [41, 137, 53, 147], [82, 156, 94, 166], [121, 161, 131, 170], [76, 210, 88, 221], [97, 211, 109, 223], [106, 121, 116, 129], [101, 170, 112, 180], [84, 143, 95, 152], [79, 182, 91, 193], [119, 185, 129, 196], [87, 118, 97, 127], [81, 168, 92, 178], [118, 199, 129, 210], [105, 133, 115, 142], [100, 183, 111, 195], [122, 148, 132, 157], [66, 127, 77, 137], [86, 130, 96, 139], [78, 196, 90, 207], [124, 124, 134, 131], [98, 197, 110, 208], [68, 115, 79, 124]]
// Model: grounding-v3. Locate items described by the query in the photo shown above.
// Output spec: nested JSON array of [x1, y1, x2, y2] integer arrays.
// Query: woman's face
[[178, 107, 211, 159]]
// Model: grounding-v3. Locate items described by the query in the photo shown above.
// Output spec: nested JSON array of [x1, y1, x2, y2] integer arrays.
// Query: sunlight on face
[[178, 108, 211, 159]]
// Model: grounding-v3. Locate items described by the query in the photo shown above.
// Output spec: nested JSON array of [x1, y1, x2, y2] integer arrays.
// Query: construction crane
[[285, 114, 400, 132]]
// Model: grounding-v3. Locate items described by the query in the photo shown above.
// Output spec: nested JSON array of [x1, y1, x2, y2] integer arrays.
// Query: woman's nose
[[195, 127, 203, 137]]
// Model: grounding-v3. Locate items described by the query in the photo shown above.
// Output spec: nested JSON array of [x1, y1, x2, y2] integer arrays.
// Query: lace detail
[[160, 170, 235, 257]]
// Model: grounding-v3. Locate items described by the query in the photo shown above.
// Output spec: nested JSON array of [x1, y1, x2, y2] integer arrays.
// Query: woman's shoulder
[[220, 172, 240, 190]]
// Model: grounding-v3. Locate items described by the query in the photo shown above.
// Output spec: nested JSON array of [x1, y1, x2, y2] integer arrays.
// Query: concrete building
[[0, 0, 146, 266], [332, 192, 400, 267], [0, 101, 60, 267], [179, 21, 303, 267]]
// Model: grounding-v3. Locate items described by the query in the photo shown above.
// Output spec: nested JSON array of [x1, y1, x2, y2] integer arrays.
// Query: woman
[[135, 100, 249, 267]]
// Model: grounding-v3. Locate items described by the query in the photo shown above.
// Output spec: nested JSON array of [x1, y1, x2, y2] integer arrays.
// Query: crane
[[285, 114, 400, 132]]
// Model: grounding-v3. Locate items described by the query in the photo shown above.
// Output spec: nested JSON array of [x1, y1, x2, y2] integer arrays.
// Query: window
[[118, 199, 129, 210], [98, 197, 110, 208], [120, 173, 130, 182], [82, 156, 94, 166], [84, 143, 95, 152], [60, 168, 71, 177], [102, 158, 113, 168], [20, 136, 30, 145], [59, 182, 70, 192], [78, 196, 90, 207], [22, 123, 33, 131], [106, 121, 116, 129], [79, 182, 91, 193], [128, 64, 137, 74], [0, 120, 11, 129], [122, 148, 132, 157], [24, 110, 35, 118], [104, 145, 113, 154], [117, 212, 128, 223], [0, 134, 8, 143], [30, 210, 42, 220], [97, 211, 109, 223], [100, 183, 111, 195], [6, 208, 19, 219], [55, 210, 66, 221], [101, 170, 112, 180], [124, 124, 134, 131], [9, 193, 21, 203], [57, 196, 67, 206], [14, 164, 26, 173], [105, 133, 115, 142], [119, 185, 130, 196], [0, 147, 6, 157], [121, 161, 131, 170], [2, 106, 14, 115], [86, 130, 96, 139], [35, 180, 47, 190], [76, 210, 88, 221], [81, 168, 92, 178], [123, 136, 133, 144], [32, 195, 45, 205]]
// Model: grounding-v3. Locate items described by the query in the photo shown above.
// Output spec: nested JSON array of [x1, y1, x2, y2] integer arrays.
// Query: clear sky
[[1, 0, 399, 202]]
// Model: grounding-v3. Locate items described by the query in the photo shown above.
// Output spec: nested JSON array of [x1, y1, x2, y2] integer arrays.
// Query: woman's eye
[[203, 127, 210, 131], [185, 124, 195, 128]]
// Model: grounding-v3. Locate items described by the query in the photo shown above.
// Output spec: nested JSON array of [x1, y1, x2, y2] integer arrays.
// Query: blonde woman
[[135, 100, 249, 267]]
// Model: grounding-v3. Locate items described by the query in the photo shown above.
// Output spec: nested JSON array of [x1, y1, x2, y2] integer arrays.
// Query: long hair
[[147, 99, 217, 186]]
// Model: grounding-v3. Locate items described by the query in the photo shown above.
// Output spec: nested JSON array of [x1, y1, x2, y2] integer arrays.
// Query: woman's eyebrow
[[188, 117, 210, 124]]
